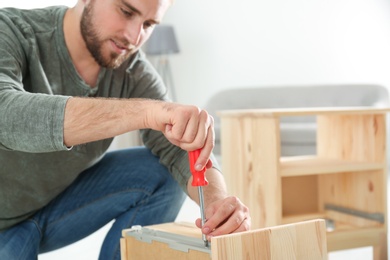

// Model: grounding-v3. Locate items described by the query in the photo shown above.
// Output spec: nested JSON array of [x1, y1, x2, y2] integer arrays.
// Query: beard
[[80, 2, 132, 69]]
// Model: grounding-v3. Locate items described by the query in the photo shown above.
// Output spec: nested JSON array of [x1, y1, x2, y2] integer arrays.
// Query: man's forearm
[[64, 96, 215, 170], [63, 97, 154, 146]]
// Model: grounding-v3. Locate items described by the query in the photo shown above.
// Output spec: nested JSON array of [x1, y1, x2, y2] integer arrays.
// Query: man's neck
[[63, 6, 100, 87]]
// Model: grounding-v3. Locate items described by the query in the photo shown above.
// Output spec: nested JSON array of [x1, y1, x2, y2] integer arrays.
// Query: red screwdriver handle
[[188, 149, 209, 187]]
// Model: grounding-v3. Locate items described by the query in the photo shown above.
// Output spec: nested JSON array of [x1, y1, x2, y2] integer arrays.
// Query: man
[[0, 0, 251, 259]]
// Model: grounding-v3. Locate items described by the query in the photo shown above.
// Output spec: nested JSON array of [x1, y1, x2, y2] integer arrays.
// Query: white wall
[[4, 0, 389, 107], [163, 0, 390, 107]]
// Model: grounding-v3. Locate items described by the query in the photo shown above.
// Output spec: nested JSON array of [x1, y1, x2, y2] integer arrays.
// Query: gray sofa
[[203, 84, 390, 161]]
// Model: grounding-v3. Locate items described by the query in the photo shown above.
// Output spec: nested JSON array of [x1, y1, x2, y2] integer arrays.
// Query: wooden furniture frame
[[218, 107, 389, 259], [121, 220, 327, 260]]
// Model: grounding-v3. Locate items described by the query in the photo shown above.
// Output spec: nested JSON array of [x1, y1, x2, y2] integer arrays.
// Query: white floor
[[38, 195, 378, 260]]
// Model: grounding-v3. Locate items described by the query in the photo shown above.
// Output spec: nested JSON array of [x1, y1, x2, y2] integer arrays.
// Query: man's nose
[[123, 22, 143, 47]]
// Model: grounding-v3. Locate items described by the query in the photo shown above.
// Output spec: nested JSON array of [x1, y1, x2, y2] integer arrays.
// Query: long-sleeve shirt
[[0, 6, 217, 231]]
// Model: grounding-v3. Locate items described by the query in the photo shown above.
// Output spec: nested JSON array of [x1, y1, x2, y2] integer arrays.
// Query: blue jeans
[[0, 147, 186, 260]]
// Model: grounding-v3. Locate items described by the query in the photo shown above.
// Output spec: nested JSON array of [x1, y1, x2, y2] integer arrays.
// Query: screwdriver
[[188, 149, 209, 247]]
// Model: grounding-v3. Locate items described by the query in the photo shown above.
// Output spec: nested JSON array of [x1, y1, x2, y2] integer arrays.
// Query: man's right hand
[[146, 101, 215, 171]]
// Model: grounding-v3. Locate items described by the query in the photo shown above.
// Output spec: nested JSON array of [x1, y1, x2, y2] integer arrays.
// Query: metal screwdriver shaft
[[188, 149, 209, 247], [198, 186, 207, 247]]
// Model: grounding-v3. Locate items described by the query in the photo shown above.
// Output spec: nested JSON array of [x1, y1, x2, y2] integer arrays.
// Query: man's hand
[[147, 101, 215, 170], [187, 168, 251, 240], [195, 196, 251, 239]]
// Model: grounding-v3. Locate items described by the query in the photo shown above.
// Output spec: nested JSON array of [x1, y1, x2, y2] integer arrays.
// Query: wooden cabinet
[[219, 107, 389, 259]]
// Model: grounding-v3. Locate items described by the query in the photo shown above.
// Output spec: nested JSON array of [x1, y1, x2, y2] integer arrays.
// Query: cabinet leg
[[373, 232, 387, 260]]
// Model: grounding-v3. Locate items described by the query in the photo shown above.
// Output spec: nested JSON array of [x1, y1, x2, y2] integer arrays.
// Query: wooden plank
[[282, 176, 319, 215], [282, 213, 327, 224], [317, 114, 386, 162], [122, 222, 210, 260], [211, 219, 327, 260], [221, 116, 282, 228], [327, 227, 386, 251], [120, 238, 128, 260], [373, 232, 388, 260], [218, 107, 390, 118], [280, 156, 384, 177], [145, 222, 202, 238], [125, 237, 210, 260]]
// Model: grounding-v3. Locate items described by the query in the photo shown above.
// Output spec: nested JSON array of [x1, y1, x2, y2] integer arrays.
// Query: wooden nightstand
[[219, 107, 389, 259]]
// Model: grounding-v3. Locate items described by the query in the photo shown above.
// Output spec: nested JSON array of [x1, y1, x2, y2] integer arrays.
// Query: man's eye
[[143, 22, 155, 30], [121, 8, 133, 17]]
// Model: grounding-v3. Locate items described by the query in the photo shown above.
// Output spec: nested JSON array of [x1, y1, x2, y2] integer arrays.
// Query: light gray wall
[[162, 0, 390, 107]]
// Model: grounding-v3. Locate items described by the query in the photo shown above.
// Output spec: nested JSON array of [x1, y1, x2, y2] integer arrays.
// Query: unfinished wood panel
[[221, 116, 282, 228], [319, 171, 384, 227], [122, 222, 209, 260], [373, 232, 388, 260], [282, 176, 318, 216], [282, 213, 327, 224], [280, 156, 384, 177], [219, 107, 390, 118], [316, 114, 386, 162], [147, 222, 203, 238], [124, 237, 210, 260], [211, 219, 327, 260], [327, 228, 384, 251], [122, 220, 328, 260], [120, 238, 127, 260]]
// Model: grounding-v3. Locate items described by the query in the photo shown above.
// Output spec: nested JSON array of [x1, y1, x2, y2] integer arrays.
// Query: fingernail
[[195, 164, 203, 171], [203, 227, 210, 234]]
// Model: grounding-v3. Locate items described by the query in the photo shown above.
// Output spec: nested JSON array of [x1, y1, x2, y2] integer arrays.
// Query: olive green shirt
[[0, 6, 217, 230]]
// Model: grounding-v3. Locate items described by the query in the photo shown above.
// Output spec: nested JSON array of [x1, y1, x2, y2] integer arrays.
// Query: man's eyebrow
[[121, 0, 142, 16], [120, 0, 160, 24]]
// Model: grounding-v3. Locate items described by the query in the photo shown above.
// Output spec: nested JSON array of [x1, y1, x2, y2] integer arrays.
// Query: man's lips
[[111, 40, 129, 54]]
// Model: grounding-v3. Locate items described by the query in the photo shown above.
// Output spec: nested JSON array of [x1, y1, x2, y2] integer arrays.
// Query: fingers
[[194, 115, 214, 170], [197, 196, 251, 239], [162, 104, 215, 168], [166, 106, 201, 142]]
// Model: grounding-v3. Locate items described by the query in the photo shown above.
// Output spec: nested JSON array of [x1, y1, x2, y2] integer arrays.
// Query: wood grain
[[219, 107, 388, 259], [211, 219, 327, 260], [121, 220, 328, 260]]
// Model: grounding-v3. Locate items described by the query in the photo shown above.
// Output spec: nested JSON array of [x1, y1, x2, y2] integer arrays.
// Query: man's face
[[80, 0, 171, 68]]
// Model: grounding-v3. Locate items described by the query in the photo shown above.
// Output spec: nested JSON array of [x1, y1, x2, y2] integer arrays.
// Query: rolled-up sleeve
[[0, 20, 70, 153], [0, 89, 70, 152]]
